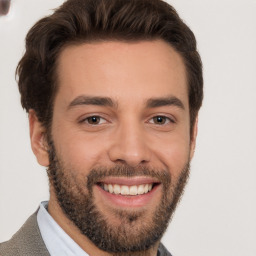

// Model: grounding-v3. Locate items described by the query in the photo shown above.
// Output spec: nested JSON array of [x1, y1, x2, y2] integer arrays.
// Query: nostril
[[0, 0, 11, 16], [114, 159, 125, 164]]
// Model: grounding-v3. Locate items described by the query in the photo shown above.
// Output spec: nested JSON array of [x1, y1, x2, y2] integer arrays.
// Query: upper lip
[[97, 176, 160, 186]]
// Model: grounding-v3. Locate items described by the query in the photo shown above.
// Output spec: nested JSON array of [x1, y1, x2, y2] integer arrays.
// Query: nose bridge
[[108, 118, 151, 167]]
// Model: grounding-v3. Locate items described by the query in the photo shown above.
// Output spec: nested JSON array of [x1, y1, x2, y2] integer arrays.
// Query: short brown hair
[[17, 0, 203, 132]]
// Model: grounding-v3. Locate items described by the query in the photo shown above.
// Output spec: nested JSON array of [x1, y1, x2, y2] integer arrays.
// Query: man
[[0, 0, 203, 255]]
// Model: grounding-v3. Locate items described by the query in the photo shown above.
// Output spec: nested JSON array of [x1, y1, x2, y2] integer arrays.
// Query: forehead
[[55, 40, 188, 109]]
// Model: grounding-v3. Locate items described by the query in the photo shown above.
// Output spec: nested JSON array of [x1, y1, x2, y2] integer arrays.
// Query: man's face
[[36, 40, 196, 253]]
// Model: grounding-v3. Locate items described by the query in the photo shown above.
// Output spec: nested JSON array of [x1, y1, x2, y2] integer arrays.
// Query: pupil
[[157, 117, 163, 122], [154, 116, 165, 124], [89, 116, 99, 124]]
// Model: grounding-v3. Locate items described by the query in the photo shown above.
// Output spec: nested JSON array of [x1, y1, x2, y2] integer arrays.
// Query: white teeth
[[103, 183, 154, 196], [120, 185, 129, 195], [113, 184, 121, 194], [137, 185, 145, 195], [144, 184, 149, 194], [108, 184, 114, 193], [129, 185, 138, 195], [104, 184, 109, 192]]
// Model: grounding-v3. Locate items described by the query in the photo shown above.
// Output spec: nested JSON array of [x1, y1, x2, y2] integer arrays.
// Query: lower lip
[[95, 184, 161, 208]]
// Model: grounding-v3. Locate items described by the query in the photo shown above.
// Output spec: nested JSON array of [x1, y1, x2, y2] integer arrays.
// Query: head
[[18, 0, 203, 255]]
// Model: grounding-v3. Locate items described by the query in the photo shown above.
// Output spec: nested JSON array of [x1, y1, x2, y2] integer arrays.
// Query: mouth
[[98, 182, 156, 196], [95, 177, 161, 208]]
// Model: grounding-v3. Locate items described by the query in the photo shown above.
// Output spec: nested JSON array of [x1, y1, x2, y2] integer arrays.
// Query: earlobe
[[29, 110, 49, 167], [189, 117, 198, 160]]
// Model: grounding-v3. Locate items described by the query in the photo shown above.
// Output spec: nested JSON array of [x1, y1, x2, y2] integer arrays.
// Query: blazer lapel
[[0, 210, 50, 256]]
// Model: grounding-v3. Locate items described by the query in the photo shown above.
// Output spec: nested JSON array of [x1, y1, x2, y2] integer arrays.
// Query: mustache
[[86, 164, 171, 190]]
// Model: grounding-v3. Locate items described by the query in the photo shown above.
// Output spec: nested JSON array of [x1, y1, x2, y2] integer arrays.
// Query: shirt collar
[[37, 201, 88, 256]]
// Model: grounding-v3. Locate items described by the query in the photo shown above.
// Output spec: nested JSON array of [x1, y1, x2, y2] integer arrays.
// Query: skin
[[29, 40, 197, 256]]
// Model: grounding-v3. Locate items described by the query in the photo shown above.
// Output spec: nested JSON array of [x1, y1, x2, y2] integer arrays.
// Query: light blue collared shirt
[[37, 201, 89, 256]]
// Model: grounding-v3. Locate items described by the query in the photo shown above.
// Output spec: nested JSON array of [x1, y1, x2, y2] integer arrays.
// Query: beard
[[46, 138, 190, 255]]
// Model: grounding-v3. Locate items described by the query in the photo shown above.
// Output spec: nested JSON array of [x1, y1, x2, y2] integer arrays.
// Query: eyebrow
[[68, 95, 185, 110], [146, 96, 185, 109], [68, 95, 116, 109]]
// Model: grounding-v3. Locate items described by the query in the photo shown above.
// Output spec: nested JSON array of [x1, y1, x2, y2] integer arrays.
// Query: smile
[[95, 177, 161, 208], [100, 183, 153, 196]]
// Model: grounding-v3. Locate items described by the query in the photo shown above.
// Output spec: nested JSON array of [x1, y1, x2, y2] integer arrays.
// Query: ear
[[29, 110, 49, 167], [189, 116, 198, 160]]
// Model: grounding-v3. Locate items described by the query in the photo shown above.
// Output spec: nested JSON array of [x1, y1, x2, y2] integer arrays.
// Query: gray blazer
[[0, 212, 50, 256], [0, 212, 172, 256]]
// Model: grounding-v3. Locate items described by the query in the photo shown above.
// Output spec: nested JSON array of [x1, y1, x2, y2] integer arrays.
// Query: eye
[[149, 116, 174, 125], [82, 116, 107, 125]]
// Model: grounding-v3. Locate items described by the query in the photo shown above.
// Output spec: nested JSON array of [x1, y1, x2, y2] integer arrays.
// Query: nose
[[108, 122, 151, 167]]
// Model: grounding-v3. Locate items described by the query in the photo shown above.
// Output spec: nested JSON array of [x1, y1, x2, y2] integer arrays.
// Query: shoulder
[[158, 242, 173, 256], [0, 211, 50, 256]]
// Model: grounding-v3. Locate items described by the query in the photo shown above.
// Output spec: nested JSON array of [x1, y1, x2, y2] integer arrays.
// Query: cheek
[[52, 128, 106, 173], [153, 134, 191, 173]]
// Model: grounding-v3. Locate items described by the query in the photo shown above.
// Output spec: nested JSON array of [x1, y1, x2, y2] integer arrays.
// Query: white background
[[0, 1, 255, 255]]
